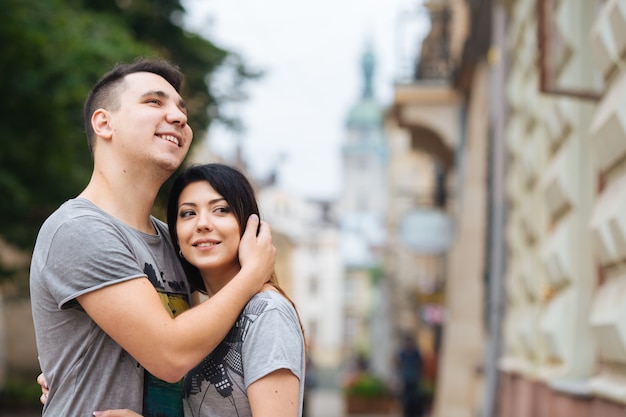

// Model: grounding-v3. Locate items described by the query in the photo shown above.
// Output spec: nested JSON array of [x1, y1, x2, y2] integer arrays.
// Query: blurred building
[[257, 186, 344, 387], [391, 0, 626, 416], [0, 239, 39, 390], [338, 44, 394, 382], [387, 0, 489, 415]]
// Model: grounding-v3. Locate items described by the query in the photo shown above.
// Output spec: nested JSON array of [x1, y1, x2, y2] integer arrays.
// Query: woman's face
[[175, 181, 242, 278]]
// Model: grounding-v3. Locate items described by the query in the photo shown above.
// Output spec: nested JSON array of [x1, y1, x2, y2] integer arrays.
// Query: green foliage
[[0, 0, 258, 279], [0, 0, 153, 251], [344, 373, 393, 399], [0, 371, 42, 410]]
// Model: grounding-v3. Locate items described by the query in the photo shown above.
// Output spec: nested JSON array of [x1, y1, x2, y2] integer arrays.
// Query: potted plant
[[343, 370, 396, 414]]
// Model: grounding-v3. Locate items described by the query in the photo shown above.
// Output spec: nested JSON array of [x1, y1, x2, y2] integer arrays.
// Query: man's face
[[107, 72, 193, 173]]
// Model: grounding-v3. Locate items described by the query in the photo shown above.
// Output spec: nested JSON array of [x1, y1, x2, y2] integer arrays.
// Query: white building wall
[[258, 187, 344, 377]]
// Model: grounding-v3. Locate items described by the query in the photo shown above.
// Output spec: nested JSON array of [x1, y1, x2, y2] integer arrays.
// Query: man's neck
[[79, 170, 166, 235]]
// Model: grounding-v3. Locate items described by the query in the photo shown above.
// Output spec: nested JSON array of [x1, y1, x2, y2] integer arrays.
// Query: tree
[[0, 0, 258, 280]]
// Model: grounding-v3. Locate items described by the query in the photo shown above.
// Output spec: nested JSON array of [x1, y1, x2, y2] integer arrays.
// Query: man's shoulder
[[44, 198, 109, 226], [37, 199, 131, 248]]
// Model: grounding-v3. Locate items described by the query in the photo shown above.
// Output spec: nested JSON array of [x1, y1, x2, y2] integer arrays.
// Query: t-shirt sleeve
[[43, 215, 146, 309], [241, 299, 305, 388]]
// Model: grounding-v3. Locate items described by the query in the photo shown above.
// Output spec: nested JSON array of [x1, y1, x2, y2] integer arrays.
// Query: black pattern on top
[[183, 295, 270, 400]]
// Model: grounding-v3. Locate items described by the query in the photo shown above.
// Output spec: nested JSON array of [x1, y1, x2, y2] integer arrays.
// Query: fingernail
[[93, 412, 102, 417]]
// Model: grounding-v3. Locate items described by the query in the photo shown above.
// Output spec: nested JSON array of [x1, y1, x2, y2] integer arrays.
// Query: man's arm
[[78, 215, 274, 383]]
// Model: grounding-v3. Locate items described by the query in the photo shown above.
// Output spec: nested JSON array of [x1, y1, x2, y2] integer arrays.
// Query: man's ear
[[92, 109, 113, 140]]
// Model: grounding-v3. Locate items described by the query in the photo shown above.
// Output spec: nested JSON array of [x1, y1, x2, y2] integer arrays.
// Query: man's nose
[[166, 104, 188, 127]]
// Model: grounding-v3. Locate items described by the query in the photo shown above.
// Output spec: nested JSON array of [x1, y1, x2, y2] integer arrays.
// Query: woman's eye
[[179, 210, 195, 218], [214, 206, 231, 214]]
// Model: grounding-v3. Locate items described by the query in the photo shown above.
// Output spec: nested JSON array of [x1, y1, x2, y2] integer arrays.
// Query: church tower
[[340, 44, 388, 215]]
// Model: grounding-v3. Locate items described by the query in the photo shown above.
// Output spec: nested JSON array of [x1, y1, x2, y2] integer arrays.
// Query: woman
[[167, 163, 305, 417], [70, 164, 305, 416]]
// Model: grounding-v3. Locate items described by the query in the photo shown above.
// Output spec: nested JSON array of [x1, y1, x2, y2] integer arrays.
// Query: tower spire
[[361, 42, 375, 99]]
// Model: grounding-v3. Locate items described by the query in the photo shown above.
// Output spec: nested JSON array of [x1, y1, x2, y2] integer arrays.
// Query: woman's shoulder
[[254, 287, 289, 304], [247, 288, 296, 316]]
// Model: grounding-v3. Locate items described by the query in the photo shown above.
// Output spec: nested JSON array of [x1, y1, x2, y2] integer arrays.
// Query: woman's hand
[[37, 372, 49, 405], [238, 215, 276, 293]]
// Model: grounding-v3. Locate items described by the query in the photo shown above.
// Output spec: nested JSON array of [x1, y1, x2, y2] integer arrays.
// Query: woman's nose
[[195, 213, 213, 231]]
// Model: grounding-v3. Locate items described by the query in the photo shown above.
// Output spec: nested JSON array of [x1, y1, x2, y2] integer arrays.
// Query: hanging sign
[[398, 209, 453, 254]]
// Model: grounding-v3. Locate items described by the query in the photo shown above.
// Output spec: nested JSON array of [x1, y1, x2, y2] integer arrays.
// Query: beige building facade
[[389, 0, 626, 415], [499, 0, 626, 415]]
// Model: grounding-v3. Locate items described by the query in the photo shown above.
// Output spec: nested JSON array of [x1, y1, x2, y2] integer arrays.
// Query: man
[[395, 335, 423, 417], [30, 58, 275, 417]]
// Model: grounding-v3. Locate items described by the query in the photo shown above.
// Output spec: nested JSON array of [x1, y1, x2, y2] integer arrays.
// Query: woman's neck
[[201, 265, 241, 296]]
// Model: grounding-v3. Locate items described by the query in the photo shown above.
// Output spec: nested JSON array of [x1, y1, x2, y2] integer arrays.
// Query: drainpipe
[[482, 3, 508, 417]]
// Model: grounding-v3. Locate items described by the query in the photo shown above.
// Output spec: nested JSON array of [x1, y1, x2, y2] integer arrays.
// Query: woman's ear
[[92, 109, 113, 140]]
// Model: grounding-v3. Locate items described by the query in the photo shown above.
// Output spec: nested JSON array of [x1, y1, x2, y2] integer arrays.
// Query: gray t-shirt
[[183, 290, 305, 417], [30, 198, 191, 417]]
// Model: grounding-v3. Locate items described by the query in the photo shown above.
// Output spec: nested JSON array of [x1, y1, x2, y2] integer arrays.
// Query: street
[[308, 388, 345, 417], [307, 388, 403, 417]]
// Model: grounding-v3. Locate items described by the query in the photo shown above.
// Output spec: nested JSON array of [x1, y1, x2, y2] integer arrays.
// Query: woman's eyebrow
[[179, 198, 226, 208]]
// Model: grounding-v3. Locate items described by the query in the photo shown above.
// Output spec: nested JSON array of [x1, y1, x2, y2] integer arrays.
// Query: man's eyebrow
[[141, 90, 188, 111], [140, 90, 167, 99]]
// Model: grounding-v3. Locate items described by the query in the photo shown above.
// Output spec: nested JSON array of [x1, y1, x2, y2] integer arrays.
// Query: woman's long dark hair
[[166, 163, 305, 339]]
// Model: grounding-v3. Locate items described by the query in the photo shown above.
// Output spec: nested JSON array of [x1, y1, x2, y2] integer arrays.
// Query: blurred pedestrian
[[395, 334, 423, 417]]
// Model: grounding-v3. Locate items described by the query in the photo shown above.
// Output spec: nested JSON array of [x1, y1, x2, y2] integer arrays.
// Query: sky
[[183, 0, 428, 200]]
